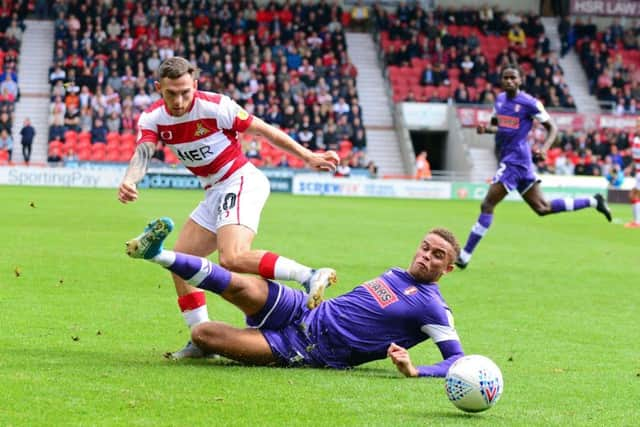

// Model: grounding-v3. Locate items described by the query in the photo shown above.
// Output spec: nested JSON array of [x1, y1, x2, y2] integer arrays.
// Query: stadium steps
[[464, 129, 497, 183], [540, 17, 561, 52], [346, 32, 406, 176], [11, 19, 54, 165], [540, 17, 601, 114]]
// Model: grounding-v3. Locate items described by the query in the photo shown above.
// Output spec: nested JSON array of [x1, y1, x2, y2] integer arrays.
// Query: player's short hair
[[501, 63, 522, 78], [429, 228, 460, 263], [157, 57, 198, 80]]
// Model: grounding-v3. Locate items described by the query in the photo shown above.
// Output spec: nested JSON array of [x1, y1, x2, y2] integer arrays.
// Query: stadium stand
[[47, 0, 367, 170], [573, 17, 640, 114], [0, 1, 26, 164], [372, 3, 575, 110]]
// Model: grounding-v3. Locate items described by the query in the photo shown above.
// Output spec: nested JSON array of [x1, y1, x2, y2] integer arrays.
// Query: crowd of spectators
[[47, 0, 368, 170], [571, 16, 640, 115], [0, 1, 28, 164], [529, 124, 635, 182], [373, 3, 575, 109]]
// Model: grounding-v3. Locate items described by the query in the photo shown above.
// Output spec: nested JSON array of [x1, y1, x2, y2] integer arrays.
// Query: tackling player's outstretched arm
[[387, 340, 464, 378], [118, 141, 155, 203], [245, 116, 339, 172]]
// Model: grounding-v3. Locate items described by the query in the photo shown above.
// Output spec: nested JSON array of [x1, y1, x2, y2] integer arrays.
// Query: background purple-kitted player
[[126, 218, 465, 378], [456, 64, 612, 270]]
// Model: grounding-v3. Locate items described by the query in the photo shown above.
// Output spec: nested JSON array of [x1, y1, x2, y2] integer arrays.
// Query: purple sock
[[463, 213, 493, 255], [168, 253, 231, 294], [550, 198, 591, 213], [167, 253, 202, 278]]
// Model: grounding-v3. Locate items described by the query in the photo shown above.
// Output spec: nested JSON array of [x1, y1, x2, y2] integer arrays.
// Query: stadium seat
[[78, 131, 91, 145], [106, 140, 120, 153], [77, 148, 91, 161], [64, 130, 78, 144], [49, 140, 63, 152], [105, 151, 120, 162], [117, 150, 133, 162], [77, 139, 92, 152], [90, 150, 106, 162], [120, 133, 136, 145], [436, 86, 451, 100], [106, 132, 120, 144]]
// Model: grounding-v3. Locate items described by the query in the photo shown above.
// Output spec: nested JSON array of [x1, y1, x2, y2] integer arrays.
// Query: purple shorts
[[248, 281, 342, 368], [492, 162, 540, 194]]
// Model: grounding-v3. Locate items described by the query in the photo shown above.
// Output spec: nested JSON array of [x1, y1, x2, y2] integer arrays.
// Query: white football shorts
[[190, 162, 271, 234]]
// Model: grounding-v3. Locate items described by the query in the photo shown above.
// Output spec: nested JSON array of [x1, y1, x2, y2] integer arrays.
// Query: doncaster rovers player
[[118, 57, 339, 358]]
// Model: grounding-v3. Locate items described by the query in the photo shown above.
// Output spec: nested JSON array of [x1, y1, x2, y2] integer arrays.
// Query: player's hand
[[532, 149, 546, 163], [307, 150, 339, 172], [387, 343, 419, 378], [118, 181, 139, 203], [476, 124, 487, 134]]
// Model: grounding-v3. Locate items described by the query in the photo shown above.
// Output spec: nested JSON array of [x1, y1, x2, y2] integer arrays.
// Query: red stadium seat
[[339, 140, 353, 151], [105, 151, 120, 162], [117, 150, 133, 162], [423, 85, 436, 100], [106, 132, 120, 144], [64, 130, 78, 144], [106, 140, 120, 153], [78, 131, 91, 145], [90, 150, 106, 162], [120, 133, 136, 145], [77, 148, 91, 161], [49, 140, 63, 152], [436, 86, 451, 100]]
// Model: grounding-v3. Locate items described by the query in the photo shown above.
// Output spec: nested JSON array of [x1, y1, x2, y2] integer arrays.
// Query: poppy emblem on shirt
[[236, 109, 249, 120], [160, 130, 173, 140], [404, 286, 418, 296], [194, 122, 210, 137]]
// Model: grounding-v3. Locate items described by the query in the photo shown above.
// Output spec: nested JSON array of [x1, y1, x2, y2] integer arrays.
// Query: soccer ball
[[444, 355, 503, 413]]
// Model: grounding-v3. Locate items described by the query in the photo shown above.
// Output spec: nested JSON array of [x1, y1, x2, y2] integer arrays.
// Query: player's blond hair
[[429, 228, 460, 263], [157, 57, 198, 80]]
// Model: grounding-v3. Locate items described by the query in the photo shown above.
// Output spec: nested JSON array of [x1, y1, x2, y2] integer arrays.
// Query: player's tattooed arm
[[122, 141, 155, 184]]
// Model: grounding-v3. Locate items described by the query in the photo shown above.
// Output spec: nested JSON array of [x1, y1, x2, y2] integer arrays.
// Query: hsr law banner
[[571, 0, 640, 16]]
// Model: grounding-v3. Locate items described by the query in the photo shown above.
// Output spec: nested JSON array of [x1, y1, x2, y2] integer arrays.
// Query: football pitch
[[1, 185, 637, 426]]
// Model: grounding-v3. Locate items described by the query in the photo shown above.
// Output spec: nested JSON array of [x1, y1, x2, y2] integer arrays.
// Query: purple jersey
[[494, 91, 550, 165], [258, 268, 461, 373]]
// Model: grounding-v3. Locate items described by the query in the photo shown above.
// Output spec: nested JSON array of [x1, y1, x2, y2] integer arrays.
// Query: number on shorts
[[222, 192, 237, 210], [494, 162, 506, 181]]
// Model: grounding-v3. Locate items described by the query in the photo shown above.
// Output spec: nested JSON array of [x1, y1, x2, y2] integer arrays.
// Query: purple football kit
[[251, 267, 463, 376], [492, 91, 547, 194], [457, 90, 603, 267], [155, 249, 463, 376]]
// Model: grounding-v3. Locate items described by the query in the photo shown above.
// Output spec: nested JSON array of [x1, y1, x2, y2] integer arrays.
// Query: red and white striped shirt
[[137, 91, 253, 188]]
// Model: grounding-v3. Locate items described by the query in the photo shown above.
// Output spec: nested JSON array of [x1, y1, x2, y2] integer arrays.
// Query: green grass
[[0, 186, 638, 426]]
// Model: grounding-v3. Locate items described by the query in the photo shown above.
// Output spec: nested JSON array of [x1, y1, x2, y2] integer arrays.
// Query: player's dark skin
[[475, 68, 558, 216]]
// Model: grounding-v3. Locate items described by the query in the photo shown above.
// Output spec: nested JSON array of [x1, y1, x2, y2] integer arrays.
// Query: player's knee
[[218, 251, 244, 272], [533, 202, 551, 216], [191, 322, 222, 350]]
